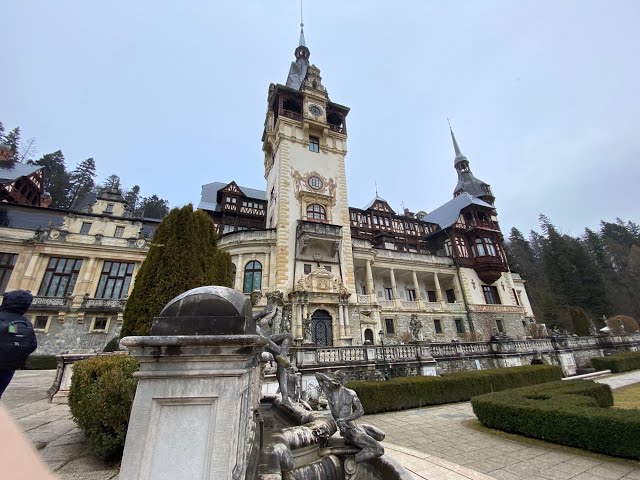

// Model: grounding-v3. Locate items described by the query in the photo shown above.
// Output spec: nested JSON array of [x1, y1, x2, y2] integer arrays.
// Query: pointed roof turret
[[286, 16, 311, 90], [448, 123, 495, 205]]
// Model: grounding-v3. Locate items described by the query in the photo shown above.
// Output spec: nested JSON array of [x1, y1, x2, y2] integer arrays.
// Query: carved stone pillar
[[453, 274, 463, 303], [365, 260, 374, 296], [236, 254, 244, 292], [433, 273, 443, 302], [411, 270, 421, 300], [338, 303, 346, 337], [295, 302, 303, 340]]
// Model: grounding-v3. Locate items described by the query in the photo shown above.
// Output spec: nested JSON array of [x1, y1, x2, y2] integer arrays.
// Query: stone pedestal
[[119, 334, 266, 480]]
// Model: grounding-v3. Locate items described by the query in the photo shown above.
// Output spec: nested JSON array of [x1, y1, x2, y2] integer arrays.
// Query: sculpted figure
[[302, 316, 312, 344], [315, 372, 385, 463], [252, 291, 297, 408], [409, 314, 423, 341]]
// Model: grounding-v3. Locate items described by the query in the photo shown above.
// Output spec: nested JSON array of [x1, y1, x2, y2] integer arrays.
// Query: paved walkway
[[365, 371, 640, 480], [1, 370, 639, 480]]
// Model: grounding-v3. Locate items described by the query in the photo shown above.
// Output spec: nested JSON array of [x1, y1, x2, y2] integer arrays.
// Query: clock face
[[308, 176, 323, 190], [308, 104, 323, 117]]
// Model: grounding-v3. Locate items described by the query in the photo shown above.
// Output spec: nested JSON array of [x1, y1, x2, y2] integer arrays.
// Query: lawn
[[613, 384, 640, 410]]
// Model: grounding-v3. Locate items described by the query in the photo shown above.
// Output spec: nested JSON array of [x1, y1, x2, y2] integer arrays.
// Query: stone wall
[[32, 314, 120, 355]]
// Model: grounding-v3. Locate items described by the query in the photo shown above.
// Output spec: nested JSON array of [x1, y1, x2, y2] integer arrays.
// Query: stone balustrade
[[355, 295, 468, 314], [31, 296, 72, 310]]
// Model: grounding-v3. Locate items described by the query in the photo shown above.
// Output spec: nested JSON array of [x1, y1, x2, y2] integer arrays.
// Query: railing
[[400, 300, 419, 310], [454, 220, 500, 231], [218, 229, 276, 246], [81, 297, 127, 311], [378, 300, 394, 308], [297, 221, 342, 237], [294, 334, 640, 368], [31, 296, 72, 309], [468, 304, 524, 313], [280, 109, 302, 121]]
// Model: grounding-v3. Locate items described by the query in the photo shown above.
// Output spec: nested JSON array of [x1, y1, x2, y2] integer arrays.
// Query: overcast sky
[[2, 1, 638, 237]]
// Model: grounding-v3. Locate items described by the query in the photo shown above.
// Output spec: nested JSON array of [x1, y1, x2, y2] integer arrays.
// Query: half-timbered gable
[[198, 181, 267, 235], [0, 155, 46, 207]]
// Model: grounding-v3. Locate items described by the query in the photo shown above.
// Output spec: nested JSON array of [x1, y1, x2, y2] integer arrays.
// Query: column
[[338, 303, 345, 337], [365, 260, 374, 296], [343, 305, 350, 336], [295, 303, 303, 339], [236, 254, 244, 292], [389, 268, 398, 300], [411, 270, 421, 301], [20, 251, 41, 291], [453, 274, 463, 303], [433, 273, 443, 302], [263, 253, 270, 291]]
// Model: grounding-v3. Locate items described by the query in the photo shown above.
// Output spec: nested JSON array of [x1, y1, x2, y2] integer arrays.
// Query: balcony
[[454, 220, 500, 232], [31, 296, 72, 310], [297, 220, 342, 258], [355, 295, 467, 314], [81, 297, 127, 312]]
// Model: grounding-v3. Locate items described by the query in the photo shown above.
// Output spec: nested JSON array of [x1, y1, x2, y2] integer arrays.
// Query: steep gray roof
[[0, 162, 41, 183], [421, 193, 494, 229], [454, 171, 491, 198], [198, 182, 266, 213], [363, 195, 389, 211]]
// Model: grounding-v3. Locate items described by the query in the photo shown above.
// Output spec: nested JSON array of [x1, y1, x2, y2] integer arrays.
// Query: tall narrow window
[[496, 319, 505, 333], [513, 289, 521, 306], [427, 290, 437, 302], [95, 261, 135, 299], [80, 222, 92, 235], [434, 319, 443, 334], [243, 260, 262, 293], [407, 289, 416, 301], [309, 135, 320, 153], [475, 238, 486, 256], [384, 288, 393, 300], [38, 257, 83, 297], [485, 238, 497, 256], [455, 318, 465, 334], [0, 253, 17, 294], [446, 289, 456, 303], [385, 318, 395, 335], [306, 203, 326, 221], [482, 285, 501, 304]]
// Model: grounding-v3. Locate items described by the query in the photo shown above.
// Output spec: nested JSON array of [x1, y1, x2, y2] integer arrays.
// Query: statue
[[280, 305, 291, 334], [409, 314, 423, 342], [315, 372, 385, 464], [252, 291, 297, 408], [302, 316, 313, 344]]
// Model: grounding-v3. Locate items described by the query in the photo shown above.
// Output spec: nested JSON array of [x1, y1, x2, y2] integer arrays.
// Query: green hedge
[[346, 365, 562, 414], [471, 380, 640, 459], [68, 355, 139, 460], [22, 355, 58, 370], [591, 351, 640, 373]]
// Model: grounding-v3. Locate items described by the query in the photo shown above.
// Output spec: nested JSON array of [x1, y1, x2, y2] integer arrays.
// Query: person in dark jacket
[[0, 290, 36, 398]]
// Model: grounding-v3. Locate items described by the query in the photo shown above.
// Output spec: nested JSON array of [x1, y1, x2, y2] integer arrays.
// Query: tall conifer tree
[[120, 205, 232, 336]]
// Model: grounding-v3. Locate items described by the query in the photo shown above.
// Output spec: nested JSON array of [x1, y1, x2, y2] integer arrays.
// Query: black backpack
[[0, 316, 38, 370]]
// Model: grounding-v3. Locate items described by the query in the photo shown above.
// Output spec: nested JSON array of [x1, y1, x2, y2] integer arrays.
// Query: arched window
[[231, 263, 236, 289], [243, 260, 262, 293], [364, 328, 374, 344], [306, 203, 326, 221]]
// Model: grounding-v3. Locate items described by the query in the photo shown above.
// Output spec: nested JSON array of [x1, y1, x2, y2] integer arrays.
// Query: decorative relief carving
[[291, 169, 337, 207]]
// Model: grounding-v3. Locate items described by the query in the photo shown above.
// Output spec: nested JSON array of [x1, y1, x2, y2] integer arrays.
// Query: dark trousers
[[0, 369, 15, 398]]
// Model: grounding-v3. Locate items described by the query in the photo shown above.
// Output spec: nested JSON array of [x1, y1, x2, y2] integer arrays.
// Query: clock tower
[[261, 26, 355, 345]]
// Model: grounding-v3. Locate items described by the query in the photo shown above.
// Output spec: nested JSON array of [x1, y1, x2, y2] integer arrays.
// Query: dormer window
[[105, 203, 114, 213]]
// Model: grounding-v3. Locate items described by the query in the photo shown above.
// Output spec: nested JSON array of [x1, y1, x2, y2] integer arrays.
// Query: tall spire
[[448, 119, 466, 164], [299, 0, 306, 47], [286, 1, 310, 90]]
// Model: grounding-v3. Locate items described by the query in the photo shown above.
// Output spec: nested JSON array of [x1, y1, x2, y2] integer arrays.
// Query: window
[[231, 264, 236, 289], [434, 319, 443, 334], [483, 285, 501, 305], [446, 289, 456, 303], [385, 318, 395, 335], [304, 264, 312, 274], [95, 261, 135, 299], [485, 238, 497, 256], [475, 238, 486, 256], [91, 316, 109, 332], [496, 319, 505, 333], [427, 290, 437, 302], [0, 253, 17, 294], [364, 328, 374, 344], [105, 203, 114, 213], [80, 222, 92, 235], [513, 289, 521, 306], [324, 265, 331, 272], [33, 315, 49, 332], [309, 135, 320, 153], [384, 287, 393, 300], [455, 318, 465, 334], [407, 289, 416, 301], [38, 257, 83, 297], [308, 176, 323, 190], [306, 203, 326, 221], [114, 226, 125, 238], [243, 260, 262, 293]]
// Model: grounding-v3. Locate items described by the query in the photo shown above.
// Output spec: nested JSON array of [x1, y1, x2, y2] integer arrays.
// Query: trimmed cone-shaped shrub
[[120, 204, 232, 336], [68, 355, 139, 460]]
